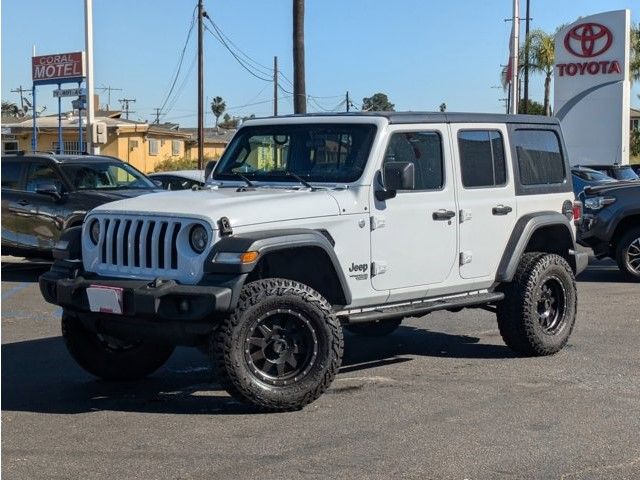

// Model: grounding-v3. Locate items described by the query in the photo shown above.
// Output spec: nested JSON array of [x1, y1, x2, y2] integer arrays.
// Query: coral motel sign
[[31, 52, 85, 84], [556, 23, 621, 77]]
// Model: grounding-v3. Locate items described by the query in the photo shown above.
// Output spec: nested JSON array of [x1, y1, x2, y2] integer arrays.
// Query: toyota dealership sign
[[554, 10, 631, 166]]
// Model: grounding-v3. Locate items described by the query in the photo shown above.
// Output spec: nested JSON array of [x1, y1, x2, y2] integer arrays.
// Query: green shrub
[[153, 155, 217, 172]]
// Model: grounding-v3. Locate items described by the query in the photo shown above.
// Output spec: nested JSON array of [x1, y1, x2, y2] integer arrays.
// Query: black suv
[[578, 181, 640, 280], [1, 153, 158, 258]]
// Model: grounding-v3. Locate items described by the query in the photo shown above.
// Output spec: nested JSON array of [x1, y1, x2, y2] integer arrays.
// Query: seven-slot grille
[[97, 217, 181, 270]]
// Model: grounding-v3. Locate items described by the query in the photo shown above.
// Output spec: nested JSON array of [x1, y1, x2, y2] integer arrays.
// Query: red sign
[[32, 52, 85, 83], [564, 23, 613, 58]]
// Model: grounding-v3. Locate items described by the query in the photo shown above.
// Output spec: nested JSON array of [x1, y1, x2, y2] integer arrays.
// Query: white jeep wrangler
[[40, 112, 587, 411]]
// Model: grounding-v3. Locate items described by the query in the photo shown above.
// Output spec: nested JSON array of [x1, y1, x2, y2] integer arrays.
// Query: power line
[[158, 5, 197, 116], [118, 98, 136, 119]]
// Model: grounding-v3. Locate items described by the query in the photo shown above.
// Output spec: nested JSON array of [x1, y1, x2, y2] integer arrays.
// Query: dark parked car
[[577, 181, 640, 281], [631, 164, 640, 176], [585, 163, 639, 181], [1, 153, 158, 258], [571, 166, 616, 196], [148, 170, 205, 190]]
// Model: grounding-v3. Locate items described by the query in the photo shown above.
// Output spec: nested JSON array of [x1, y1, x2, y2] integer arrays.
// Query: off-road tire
[[345, 318, 402, 337], [211, 278, 344, 412], [61, 310, 175, 381], [497, 253, 577, 356], [615, 227, 640, 281]]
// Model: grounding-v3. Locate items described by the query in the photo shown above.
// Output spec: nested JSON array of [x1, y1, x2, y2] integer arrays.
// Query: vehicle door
[[1, 159, 27, 248], [370, 125, 458, 291], [21, 160, 68, 250], [450, 125, 517, 279]]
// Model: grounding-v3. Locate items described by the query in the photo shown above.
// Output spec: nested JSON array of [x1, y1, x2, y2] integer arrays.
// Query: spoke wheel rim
[[625, 237, 640, 275], [244, 309, 318, 386], [536, 276, 567, 335]]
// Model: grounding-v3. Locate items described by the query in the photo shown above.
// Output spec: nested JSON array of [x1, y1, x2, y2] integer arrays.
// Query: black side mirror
[[204, 160, 217, 181], [35, 183, 62, 201], [152, 179, 164, 188], [375, 162, 415, 201]]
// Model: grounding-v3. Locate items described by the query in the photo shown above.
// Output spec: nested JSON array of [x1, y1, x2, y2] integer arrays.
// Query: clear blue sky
[[2, 0, 638, 127]]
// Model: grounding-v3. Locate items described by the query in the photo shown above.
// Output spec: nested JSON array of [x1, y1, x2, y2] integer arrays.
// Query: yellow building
[[3, 111, 206, 173], [183, 127, 236, 161]]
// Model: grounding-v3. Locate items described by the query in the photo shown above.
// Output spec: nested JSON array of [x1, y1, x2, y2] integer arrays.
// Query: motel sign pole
[[84, 0, 97, 154], [509, 0, 520, 114]]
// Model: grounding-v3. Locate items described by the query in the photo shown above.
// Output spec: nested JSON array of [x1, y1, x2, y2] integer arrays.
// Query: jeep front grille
[[98, 217, 181, 270]]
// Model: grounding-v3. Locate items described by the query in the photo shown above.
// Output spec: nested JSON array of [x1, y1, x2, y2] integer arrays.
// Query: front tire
[[497, 253, 577, 356], [615, 227, 640, 281], [211, 279, 343, 411], [61, 311, 175, 381]]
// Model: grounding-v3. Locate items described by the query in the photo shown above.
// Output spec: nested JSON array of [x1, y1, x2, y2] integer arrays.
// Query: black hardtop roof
[[253, 111, 560, 126], [1, 153, 124, 164]]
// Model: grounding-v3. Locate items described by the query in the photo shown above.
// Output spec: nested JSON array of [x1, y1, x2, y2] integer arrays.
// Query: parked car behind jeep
[[1, 153, 158, 258], [578, 181, 640, 280]]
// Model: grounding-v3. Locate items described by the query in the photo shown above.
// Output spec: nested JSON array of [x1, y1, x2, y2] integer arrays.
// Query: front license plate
[[86, 285, 124, 315]]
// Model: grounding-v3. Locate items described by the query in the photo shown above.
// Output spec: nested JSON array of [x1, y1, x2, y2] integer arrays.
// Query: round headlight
[[89, 220, 100, 245], [189, 224, 208, 254]]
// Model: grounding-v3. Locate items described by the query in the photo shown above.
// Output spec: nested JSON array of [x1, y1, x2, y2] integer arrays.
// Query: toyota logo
[[564, 22, 613, 58]]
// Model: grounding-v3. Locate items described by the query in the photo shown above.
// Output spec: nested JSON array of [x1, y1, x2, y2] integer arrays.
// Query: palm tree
[[1, 101, 19, 117], [210, 96, 226, 128], [523, 29, 555, 116]]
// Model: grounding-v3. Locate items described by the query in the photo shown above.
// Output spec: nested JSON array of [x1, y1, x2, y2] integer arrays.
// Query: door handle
[[432, 209, 456, 221], [17, 199, 29, 206], [492, 205, 513, 215]]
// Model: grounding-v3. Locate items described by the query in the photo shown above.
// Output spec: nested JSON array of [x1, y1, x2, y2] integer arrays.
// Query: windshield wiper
[[285, 171, 314, 189], [229, 171, 254, 188]]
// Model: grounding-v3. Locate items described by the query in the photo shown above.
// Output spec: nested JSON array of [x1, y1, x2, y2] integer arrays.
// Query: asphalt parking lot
[[1, 256, 639, 480]]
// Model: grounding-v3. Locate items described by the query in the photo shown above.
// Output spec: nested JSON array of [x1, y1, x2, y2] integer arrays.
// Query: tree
[[522, 29, 555, 116], [293, 0, 306, 113], [631, 22, 640, 83], [518, 99, 545, 115], [362, 93, 395, 112], [439, 103, 447, 112], [210, 96, 226, 127], [1, 101, 19, 117]]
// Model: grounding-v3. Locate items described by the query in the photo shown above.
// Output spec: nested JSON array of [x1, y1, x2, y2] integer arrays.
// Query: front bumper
[[39, 262, 246, 323]]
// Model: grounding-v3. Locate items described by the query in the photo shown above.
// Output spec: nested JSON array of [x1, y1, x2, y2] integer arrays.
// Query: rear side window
[[458, 130, 506, 188], [1, 161, 23, 189], [384, 131, 444, 190], [513, 130, 565, 185]]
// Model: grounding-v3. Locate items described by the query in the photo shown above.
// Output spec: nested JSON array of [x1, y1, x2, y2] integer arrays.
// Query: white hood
[[92, 187, 342, 229]]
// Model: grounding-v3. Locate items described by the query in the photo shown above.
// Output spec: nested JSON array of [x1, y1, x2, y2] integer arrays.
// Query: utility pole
[[84, 0, 98, 153], [11, 86, 30, 113], [522, 0, 531, 113], [98, 85, 122, 110], [196, 0, 205, 169], [152, 108, 162, 124], [509, 0, 520, 115], [273, 56, 279, 116], [345, 91, 350, 112], [292, 0, 306, 114], [118, 98, 136, 119]]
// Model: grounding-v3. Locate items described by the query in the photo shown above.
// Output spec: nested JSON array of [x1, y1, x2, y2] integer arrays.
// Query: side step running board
[[346, 292, 505, 324]]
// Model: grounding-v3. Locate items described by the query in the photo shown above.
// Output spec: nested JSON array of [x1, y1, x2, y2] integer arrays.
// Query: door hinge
[[459, 209, 472, 223], [371, 261, 387, 276], [459, 251, 473, 266], [370, 215, 386, 231]]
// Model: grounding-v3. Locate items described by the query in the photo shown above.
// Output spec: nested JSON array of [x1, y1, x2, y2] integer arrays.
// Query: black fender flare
[[496, 212, 579, 282], [204, 228, 352, 305], [52, 225, 83, 261]]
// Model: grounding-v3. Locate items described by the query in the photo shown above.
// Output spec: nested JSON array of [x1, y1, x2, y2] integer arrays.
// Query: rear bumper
[[39, 263, 245, 323]]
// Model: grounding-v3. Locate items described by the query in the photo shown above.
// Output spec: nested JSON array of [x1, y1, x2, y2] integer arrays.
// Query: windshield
[[212, 123, 377, 184], [62, 162, 156, 190], [613, 167, 639, 181], [573, 168, 614, 182]]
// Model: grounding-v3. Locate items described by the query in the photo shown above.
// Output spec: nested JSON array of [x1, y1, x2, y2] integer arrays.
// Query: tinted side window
[[25, 163, 64, 192], [384, 131, 443, 190], [1, 161, 23, 189], [513, 130, 565, 185], [458, 130, 507, 188]]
